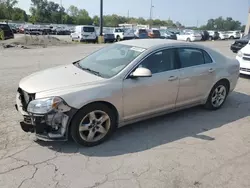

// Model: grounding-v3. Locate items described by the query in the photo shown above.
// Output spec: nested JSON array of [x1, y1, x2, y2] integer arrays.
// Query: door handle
[[208, 68, 215, 73], [168, 76, 178, 81]]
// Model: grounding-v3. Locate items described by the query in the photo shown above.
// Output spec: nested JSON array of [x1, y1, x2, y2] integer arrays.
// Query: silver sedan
[[16, 39, 240, 146]]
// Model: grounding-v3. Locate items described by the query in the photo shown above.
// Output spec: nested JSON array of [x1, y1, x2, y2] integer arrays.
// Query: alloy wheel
[[211, 85, 227, 108], [79, 110, 111, 142]]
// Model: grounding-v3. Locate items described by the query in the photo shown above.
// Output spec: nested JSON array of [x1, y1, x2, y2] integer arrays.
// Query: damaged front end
[[16, 88, 77, 141]]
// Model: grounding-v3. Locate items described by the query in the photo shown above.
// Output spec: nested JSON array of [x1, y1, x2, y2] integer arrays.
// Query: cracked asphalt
[[0, 40, 250, 188]]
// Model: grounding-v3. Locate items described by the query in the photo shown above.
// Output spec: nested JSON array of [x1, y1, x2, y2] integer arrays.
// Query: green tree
[[12, 7, 28, 21]]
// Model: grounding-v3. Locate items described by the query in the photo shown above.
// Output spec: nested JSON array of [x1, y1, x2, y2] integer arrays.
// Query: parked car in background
[[207, 30, 220, 40], [71, 25, 97, 42], [15, 39, 240, 146], [227, 31, 241, 39], [231, 34, 250, 53], [176, 31, 202, 42], [148, 29, 161, 38], [96, 27, 115, 43], [51, 27, 71, 35], [218, 31, 229, 40], [160, 29, 177, 40], [134, 28, 149, 39], [0, 23, 14, 40], [24, 25, 51, 35], [236, 43, 250, 75], [113, 28, 134, 41], [8, 24, 17, 33]]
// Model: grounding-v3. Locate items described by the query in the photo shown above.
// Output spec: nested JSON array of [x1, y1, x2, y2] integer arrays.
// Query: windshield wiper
[[74, 62, 103, 77], [81, 67, 102, 76]]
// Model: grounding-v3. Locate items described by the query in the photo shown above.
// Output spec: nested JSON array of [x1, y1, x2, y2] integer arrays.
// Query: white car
[[113, 28, 134, 41], [176, 31, 202, 42], [228, 31, 241, 39], [236, 43, 250, 75], [71, 25, 97, 42], [218, 32, 229, 40]]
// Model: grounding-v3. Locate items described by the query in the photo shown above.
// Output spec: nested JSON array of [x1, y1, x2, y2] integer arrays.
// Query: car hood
[[19, 64, 105, 94], [240, 44, 250, 54]]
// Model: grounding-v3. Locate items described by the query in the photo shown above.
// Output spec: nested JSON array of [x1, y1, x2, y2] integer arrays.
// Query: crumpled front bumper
[[15, 92, 77, 141]]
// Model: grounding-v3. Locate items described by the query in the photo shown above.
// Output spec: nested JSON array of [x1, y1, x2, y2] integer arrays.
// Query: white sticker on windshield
[[130, 47, 146, 53]]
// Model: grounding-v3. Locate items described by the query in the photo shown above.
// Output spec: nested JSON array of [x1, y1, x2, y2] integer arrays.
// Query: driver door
[[122, 48, 180, 121]]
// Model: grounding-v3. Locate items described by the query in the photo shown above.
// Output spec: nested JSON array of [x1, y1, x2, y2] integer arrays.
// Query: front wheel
[[70, 103, 117, 147], [116, 35, 121, 42], [186, 38, 191, 42], [204, 81, 229, 110]]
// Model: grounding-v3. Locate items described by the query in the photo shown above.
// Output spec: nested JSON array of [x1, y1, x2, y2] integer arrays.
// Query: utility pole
[[127, 10, 130, 18], [98, 0, 104, 43], [149, 0, 154, 29], [100, 0, 103, 36], [60, 0, 63, 24]]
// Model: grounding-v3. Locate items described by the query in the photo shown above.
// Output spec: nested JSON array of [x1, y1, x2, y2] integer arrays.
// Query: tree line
[[0, 0, 245, 31]]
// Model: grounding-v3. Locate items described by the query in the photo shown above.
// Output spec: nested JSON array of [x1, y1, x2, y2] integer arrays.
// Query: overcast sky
[[17, 0, 249, 26]]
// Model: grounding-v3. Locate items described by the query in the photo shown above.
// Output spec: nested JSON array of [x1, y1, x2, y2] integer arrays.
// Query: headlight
[[27, 97, 63, 114], [237, 51, 243, 58]]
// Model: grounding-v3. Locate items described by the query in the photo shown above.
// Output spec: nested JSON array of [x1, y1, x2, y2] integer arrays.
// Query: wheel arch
[[204, 78, 230, 104], [67, 100, 120, 138]]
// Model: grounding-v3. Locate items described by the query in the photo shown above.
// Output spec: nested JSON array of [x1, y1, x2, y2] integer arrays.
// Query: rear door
[[82, 26, 96, 40], [175, 47, 216, 107]]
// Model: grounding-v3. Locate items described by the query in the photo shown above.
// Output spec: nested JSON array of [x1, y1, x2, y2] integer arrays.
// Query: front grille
[[240, 67, 250, 72], [243, 53, 250, 56], [243, 57, 250, 61], [17, 88, 35, 111]]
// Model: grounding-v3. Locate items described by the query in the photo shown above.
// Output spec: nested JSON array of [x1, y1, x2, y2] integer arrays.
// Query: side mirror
[[130, 67, 152, 78]]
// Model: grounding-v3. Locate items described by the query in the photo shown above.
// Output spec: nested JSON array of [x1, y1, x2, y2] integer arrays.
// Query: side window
[[178, 48, 205, 68], [139, 49, 177, 74], [203, 51, 213, 64]]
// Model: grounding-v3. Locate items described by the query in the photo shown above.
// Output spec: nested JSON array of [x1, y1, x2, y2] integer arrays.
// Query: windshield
[[242, 34, 250, 39], [77, 44, 146, 78], [0, 24, 11, 31], [139, 29, 147, 34]]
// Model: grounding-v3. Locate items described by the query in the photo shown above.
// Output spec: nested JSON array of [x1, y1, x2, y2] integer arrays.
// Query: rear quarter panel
[[206, 48, 239, 93]]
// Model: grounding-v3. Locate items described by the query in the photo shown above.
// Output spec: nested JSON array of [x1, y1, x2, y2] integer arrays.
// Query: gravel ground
[[0, 40, 250, 188]]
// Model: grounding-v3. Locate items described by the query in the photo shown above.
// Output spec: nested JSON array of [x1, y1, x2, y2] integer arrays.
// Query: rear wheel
[[204, 81, 229, 110], [70, 103, 117, 147], [208, 36, 213, 41], [186, 38, 191, 42], [229, 36, 234, 40]]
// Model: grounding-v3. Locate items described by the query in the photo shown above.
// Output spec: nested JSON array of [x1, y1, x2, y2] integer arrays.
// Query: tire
[[208, 36, 213, 41], [229, 36, 234, 40], [186, 38, 191, 42], [70, 103, 117, 147], [204, 81, 229, 110], [116, 35, 121, 42]]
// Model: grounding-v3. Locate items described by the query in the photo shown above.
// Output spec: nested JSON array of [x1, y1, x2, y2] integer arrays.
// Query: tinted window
[[203, 51, 213, 64], [139, 49, 177, 74], [83, 27, 95, 32], [242, 34, 250, 39], [139, 29, 147, 34], [0, 24, 11, 31], [115, 29, 124, 32], [178, 48, 205, 68]]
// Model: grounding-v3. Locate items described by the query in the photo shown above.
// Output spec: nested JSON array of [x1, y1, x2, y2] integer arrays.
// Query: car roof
[[117, 39, 193, 49]]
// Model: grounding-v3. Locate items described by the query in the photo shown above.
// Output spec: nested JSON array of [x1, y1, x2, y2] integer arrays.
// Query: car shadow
[[36, 91, 250, 157]]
